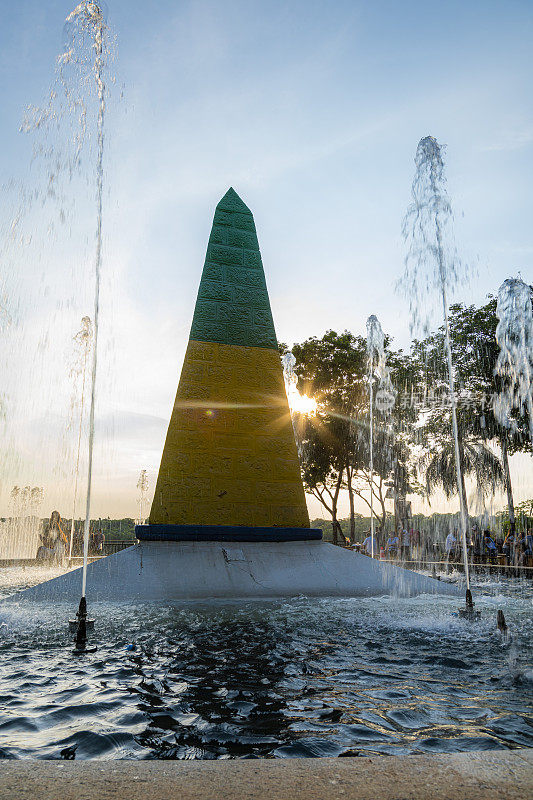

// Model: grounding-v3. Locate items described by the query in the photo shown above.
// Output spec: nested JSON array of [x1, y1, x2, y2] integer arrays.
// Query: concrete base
[[0, 750, 530, 800], [6, 540, 458, 602]]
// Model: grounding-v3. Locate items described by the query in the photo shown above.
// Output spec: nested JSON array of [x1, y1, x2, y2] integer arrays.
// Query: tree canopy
[[284, 291, 532, 540]]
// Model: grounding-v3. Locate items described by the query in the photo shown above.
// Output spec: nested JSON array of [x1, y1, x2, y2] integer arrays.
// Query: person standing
[[401, 528, 411, 560], [73, 523, 83, 557], [94, 527, 105, 554], [502, 530, 516, 565], [410, 528, 421, 561], [362, 531, 373, 556], [518, 530, 533, 566], [386, 532, 399, 558], [482, 530, 497, 564], [445, 531, 457, 561], [37, 511, 67, 565]]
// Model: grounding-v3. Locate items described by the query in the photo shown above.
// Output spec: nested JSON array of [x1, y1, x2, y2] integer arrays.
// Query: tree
[[299, 415, 346, 544], [289, 331, 421, 542], [410, 297, 530, 522], [421, 433, 505, 512], [292, 330, 367, 542]]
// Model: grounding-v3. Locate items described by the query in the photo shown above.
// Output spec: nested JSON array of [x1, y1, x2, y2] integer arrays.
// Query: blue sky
[[0, 0, 532, 518]]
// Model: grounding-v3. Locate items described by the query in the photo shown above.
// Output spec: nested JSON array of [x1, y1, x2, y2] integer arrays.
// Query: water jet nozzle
[[458, 588, 481, 621], [71, 596, 97, 654], [497, 609, 509, 640], [69, 597, 94, 632]]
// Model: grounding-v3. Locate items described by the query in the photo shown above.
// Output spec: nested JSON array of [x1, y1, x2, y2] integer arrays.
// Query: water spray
[[401, 136, 475, 618], [366, 318, 378, 559], [282, 350, 317, 459], [366, 316, 395, 559], [440, 272, 475, 617], [61, 0, 108, 647], [460, 279, 531, 624], [494, 277, 533, 448], [68, 316, 93, 567], [137, 469, 149, 525]]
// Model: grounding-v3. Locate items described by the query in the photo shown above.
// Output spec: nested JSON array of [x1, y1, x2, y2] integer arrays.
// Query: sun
[[286, 386, 318, 417]]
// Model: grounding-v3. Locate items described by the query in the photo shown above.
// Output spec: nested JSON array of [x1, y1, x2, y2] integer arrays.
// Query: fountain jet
[[400, 136, 473, 613], [282, 350, 317, 459], [366, 315, 396, 559], [137, 469, 149, 525], [68, 316, 93, 567], [493, 276, 533, 448]]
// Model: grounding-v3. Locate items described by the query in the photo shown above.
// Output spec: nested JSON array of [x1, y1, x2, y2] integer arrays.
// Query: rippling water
[[0, 568, 531, 759]]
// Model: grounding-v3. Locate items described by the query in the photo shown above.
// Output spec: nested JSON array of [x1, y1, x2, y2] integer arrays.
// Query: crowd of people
[[34, 511, 533, 570], [444, 527, 533, 567], [356, 524, 533, 567], [357, 527, 427, 560]]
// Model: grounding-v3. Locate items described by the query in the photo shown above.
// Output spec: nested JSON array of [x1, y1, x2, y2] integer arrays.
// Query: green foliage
[[411, 297, 530, 452], [290, 330, 420, 538], [288, 294, 532, 535], [407, 296, 533, 513], [284, 291, 533, 537], [422, 439, 504, 501], [495, 499, 533, 532]]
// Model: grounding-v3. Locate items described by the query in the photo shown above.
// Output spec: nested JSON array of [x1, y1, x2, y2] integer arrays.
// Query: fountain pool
[[0, 570, 531, 760]]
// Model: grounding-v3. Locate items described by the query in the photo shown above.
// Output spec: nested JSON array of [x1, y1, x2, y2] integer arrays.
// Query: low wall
[[0, 749, 530, 800]]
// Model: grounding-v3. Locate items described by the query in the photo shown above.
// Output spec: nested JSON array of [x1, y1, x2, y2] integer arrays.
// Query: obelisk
[[142, 188, 315, 540]]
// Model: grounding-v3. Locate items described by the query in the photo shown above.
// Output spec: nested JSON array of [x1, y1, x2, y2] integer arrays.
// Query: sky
[[0, 0, 532, 522]]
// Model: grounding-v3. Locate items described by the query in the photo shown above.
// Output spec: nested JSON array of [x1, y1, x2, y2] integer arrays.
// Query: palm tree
[[411, 297, 531, 533], [422, 437, 505, 518]]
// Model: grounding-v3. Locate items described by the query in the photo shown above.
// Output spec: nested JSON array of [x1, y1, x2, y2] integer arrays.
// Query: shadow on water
[[124, 611, 295, 759], [0, 571, 531, 759]]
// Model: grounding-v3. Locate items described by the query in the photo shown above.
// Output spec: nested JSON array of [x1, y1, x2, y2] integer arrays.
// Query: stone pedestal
[[13, 538, 458, 602]]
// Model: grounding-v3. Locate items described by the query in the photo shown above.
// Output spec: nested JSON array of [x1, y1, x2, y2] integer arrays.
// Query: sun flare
[[286, 386, 318, 417]]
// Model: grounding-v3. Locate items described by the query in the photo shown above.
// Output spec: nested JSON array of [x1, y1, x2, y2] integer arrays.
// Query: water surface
[[0, 568, 531, 759]]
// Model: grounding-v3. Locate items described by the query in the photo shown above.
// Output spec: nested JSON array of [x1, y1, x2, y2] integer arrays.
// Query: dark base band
[[135, 524, 323, 543]]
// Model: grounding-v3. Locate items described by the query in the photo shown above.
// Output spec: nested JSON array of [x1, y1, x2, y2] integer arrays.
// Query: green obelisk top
[[189, 188, 278, 349]]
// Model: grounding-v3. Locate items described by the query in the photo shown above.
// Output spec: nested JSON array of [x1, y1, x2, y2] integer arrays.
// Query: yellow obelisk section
[[149, 339, 310, 528]]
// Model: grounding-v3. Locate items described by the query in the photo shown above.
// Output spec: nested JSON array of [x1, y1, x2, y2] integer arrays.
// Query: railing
[[103, 539, 137, 555], [375, 556, 533, 578]]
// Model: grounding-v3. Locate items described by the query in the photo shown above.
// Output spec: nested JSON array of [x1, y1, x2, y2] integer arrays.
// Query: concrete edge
[[0, 749, 531, 800]]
